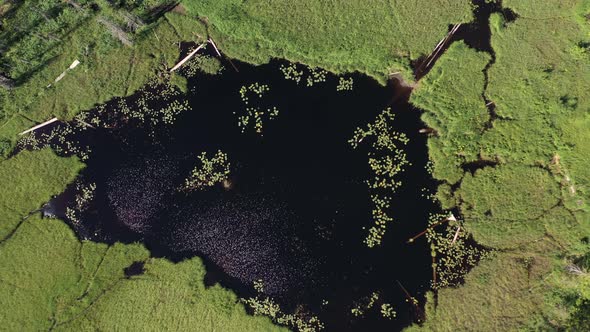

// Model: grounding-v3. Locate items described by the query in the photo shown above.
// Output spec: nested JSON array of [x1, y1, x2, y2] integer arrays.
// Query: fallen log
[[97, 17, 133, 46], [208, 37, 239, 72], [208, 38, 222, 57], [451, 226, 461, 245], [0, 74, 14, 90], [169, 43, 205, 72], [47, 59, 80, 87], [407, 213, 456, 243], [19, 117, 59, 135]]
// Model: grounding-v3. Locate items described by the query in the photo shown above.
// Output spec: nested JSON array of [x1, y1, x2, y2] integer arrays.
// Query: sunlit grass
[[181, 0, 473, 83], [407, 0, 590, 330]]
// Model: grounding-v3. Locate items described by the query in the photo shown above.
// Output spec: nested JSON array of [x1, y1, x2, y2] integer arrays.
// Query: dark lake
[[47, 57, 435, 331]]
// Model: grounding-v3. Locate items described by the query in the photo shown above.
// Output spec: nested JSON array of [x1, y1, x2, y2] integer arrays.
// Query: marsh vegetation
[[2, 0, 589, 331]]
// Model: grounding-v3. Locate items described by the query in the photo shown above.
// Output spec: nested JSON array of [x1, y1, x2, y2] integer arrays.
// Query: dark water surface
[[51, 59, 435, 331]]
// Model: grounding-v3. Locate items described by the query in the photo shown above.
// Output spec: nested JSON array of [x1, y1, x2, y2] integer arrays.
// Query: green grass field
[[181, 0, 472, 83], [409, 0, 590, 330]]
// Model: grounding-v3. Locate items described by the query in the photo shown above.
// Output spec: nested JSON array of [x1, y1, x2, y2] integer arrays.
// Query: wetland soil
[[52, 59, 435, 331]]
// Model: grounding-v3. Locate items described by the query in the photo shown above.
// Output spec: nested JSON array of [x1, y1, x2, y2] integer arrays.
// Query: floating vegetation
[[380, 303, 396, 319], [16, 121, 92, 160], [236, 82, 279, 135], [425, 212, 491, 289], [279, 63, 327, 87], [182, 151, 230, 191], [65, 181, 97, 224], [242, 280, 325, 332], [350, 291, 396, 320], [16, 74, 191, 158], [73, 72, 191, 136], [349, 108, 409, 247], [111, 82, 190, 132], [279, 63, 304, 84], [238, 106, 280, 135], [336, 77, 354, 91], [181, 54, 223, 77], [239, 82, 270, 104], [306, 67, 327, 87], [351, 291, 379, 317]]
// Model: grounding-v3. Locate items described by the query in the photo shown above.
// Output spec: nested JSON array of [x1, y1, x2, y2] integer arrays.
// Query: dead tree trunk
[[97, 17, 133, 46], [0, 74, 14, 90]]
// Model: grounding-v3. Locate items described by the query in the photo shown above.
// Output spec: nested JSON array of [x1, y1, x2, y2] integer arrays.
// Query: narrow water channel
[[47, 58, 435, 331]]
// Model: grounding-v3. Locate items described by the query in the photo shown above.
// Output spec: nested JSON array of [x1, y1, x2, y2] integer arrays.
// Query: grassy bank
[[0, 149, 282, 331], [179, 0, 473, 84], [0, 0, 473, 155], [409, 0, 590, 330]]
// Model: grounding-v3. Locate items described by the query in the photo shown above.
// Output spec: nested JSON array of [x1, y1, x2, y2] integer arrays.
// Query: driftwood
[[19, 117, 59, 136], [0, 74, 14, 90], [169, 43, 205, 72], [97, 17, 133, 46]]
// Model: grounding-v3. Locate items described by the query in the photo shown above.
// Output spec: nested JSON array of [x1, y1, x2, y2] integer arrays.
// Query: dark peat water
[[50, 58, 436, 331]]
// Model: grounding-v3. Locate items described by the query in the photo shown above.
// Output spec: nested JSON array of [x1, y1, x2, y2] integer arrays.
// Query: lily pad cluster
[[349, 108, 409, 247], [182, 150, 230, 191]]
